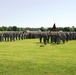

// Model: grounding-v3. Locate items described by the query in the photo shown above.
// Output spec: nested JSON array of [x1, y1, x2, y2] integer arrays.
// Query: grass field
[[0, 39, 76, 75]]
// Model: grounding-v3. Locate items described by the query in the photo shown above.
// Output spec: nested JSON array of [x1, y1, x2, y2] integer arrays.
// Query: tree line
[[0, 26, 76, 31]]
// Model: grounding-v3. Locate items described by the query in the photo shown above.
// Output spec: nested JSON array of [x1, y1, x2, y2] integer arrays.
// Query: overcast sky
[[0, 0, 76, 28]]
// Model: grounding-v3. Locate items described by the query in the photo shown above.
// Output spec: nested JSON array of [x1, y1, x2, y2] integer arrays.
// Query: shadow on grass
[[35, 41, 66, 48], [40, 44, 45, 47]]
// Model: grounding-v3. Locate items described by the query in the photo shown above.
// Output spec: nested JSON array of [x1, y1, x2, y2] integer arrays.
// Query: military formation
[[39, 31, 76, 44], [0, 31, 76, 45], [0, 31, 40, 42], [0, 31, 26, 42]]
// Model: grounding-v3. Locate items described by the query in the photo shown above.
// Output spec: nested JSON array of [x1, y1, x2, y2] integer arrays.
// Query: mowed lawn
[[0, 39, 76, 75]]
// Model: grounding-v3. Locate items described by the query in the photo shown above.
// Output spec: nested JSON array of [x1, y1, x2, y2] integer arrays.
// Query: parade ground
[[0, 39, 76, 75]]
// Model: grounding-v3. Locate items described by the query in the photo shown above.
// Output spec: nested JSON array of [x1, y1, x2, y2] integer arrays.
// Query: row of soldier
[[0, 31, 40, 42], [39, 31, 76, 44], [0, 32, 26, 42], [0, 31, 76, 44]]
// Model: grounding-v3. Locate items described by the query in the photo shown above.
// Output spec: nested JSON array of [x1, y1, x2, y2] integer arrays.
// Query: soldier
[[1, 33, 4, 41], [9, 33, 13, 41], [7, 33, 10, 41], [3, 33, 7, 41], [65, 32, 69, 42], [0, 33, 2, 42], [12, 32, 15, 41], [61, 32, 66, 43], [18, 33, 21, 40], [23, 33, 26, 39], [56, 32, 61, 44], [51, 32, 56, 44], [21, 33, 24, 40], [47, 33, 50, 43], [39, 33, 43, 43], [43, 33, 47, 45], [15, 32, 18, 40]]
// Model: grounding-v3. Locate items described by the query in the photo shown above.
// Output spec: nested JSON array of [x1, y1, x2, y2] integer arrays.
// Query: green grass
[[0, 39, 76, 75]]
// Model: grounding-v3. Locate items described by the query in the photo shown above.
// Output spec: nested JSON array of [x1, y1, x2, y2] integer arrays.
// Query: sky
[[0, 0, 76, 28]]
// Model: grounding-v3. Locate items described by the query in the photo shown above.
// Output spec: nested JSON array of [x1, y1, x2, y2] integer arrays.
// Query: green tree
[[40, 27, 46, 31], [12, 26, 17, 31], [63, 27, 70, 31], [74, 28, 76, 31]]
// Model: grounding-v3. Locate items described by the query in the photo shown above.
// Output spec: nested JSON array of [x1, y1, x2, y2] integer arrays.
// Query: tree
[[47, 27, 52, 31], [12, 26, 17, 31], [74, 28, 76, 31], [57, 27, 63, 31], [40, 27, 45, 31], [63, 27, 70, 31], [8, 26, 12, 31], [2, 26, 8, 31]]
